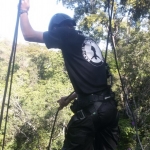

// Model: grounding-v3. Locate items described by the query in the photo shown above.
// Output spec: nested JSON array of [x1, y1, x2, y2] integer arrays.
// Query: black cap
[[48, 13, 76, 31]]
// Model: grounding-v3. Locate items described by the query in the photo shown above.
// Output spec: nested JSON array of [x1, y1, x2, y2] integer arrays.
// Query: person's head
[[48, 13, 76, 31]]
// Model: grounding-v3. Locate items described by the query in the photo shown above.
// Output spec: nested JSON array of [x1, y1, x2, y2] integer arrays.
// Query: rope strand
[[1, 0, 22, 149], [47, 91, 74, 150], [107, 0, 144, 149]]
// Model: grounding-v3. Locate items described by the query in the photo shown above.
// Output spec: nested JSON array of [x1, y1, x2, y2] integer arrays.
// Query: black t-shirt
[[43, 27, 108, 94]]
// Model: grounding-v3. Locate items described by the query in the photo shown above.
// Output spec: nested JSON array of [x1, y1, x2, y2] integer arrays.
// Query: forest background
[[0, 0, 150, 149]]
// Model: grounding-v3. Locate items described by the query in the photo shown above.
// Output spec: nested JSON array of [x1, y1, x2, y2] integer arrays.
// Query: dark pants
[[62, 98, 120, 150]]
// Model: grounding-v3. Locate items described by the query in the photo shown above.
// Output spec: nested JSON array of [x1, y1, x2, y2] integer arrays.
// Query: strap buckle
[[104, 96, 111, 100], [76, 110, 85, 120]]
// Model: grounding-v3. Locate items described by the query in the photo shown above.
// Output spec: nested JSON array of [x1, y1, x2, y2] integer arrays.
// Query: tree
[[0, 41, 73, 149]]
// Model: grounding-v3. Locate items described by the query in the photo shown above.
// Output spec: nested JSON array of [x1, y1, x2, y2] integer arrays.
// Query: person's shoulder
[[48, 27, 74, 36], [44, 28, 85, 42], [55, 28, 84, 35]]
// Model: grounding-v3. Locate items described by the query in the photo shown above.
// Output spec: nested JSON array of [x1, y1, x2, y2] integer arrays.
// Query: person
[[20, 0, 120, 149]]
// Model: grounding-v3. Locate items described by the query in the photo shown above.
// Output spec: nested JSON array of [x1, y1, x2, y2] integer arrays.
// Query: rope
[[106, 0, 144, 149], [0, 0, 22, 149], [47, 91, 75, 150], [47, 109, 59, 150], [104, 0, 111, 62]]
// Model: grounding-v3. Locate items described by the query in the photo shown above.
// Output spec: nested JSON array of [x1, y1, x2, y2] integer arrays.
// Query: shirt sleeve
[[43, 30, 63, 49], [43, 28, 84, 50]]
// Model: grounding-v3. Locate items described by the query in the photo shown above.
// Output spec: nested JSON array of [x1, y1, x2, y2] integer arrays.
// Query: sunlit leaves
[[0, 41, 73, 149]]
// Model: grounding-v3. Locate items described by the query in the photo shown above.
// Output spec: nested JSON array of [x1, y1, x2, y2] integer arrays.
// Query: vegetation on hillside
[[0, 0, 150, 149]]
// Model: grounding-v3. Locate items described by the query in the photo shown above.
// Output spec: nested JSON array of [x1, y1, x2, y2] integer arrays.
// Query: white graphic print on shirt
[[82, 38, 104, 66]]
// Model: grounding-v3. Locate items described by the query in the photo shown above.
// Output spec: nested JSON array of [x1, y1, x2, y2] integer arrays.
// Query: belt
[[77, 93, 113, 105], [75, 92, 115, 120]]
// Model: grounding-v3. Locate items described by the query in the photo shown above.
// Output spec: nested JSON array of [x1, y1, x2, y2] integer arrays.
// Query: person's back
[[43, 26, 108, 94]]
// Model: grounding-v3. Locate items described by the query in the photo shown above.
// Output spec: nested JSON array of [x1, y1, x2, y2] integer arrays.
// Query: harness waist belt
[[76, 102, 102, 120], [72, 91, 115, 119], [77, 93, 114, 104]]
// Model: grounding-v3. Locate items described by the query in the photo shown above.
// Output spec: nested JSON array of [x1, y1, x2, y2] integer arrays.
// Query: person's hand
[[57, 96, 70, 110], [21, 0, 30, 11]]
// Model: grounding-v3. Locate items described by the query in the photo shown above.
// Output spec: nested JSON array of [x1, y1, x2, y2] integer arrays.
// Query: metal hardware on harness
[[75, 102, 102, 120], [76, 110, 85, 120], [89, 94, 112, 102], [104, 96, 111, 100], [78, 94, 112, 104], [76, 109, 98, 120]]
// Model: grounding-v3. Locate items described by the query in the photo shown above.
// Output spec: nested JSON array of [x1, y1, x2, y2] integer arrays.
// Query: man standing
[[20, 0, 120, 149]]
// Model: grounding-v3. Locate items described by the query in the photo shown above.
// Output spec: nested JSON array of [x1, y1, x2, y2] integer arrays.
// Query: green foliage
[[1, 0, 150, 148], [0, 41, 73, 149], [113, 29, 150, 149], [120, 0, 150, 21], [118, 116, 136, 150]]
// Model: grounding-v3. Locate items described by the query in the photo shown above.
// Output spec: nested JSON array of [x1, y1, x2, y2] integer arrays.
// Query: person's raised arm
[[20, 0, 44, 43]]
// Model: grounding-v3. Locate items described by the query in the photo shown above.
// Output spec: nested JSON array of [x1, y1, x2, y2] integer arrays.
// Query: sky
[[0, 0, 107, 49], [0, 0, 74, 43]]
